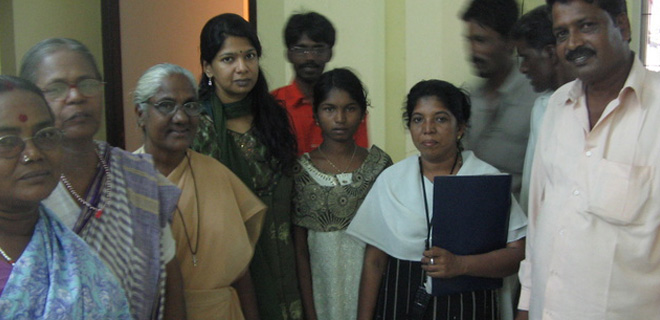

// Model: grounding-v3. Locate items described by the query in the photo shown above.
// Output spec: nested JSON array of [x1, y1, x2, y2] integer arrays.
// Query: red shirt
[[272, 81, 369, 155]]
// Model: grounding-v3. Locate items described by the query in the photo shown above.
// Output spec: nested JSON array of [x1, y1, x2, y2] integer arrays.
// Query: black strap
[[419, 157, 432, 251]]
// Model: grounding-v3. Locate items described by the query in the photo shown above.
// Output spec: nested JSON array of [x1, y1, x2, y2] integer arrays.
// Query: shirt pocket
[[586, 159, 653, 225]]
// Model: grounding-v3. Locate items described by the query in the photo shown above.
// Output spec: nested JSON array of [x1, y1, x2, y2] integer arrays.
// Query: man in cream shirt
[[517, 0, 660, 319]]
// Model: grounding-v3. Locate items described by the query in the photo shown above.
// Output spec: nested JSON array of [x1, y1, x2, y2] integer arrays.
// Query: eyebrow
[[412, 110, 450, 115], [219, 48, 257, 55], [154, 97, 198, 104], [0, 127, 20, 135], [43, 75, 97, 86]]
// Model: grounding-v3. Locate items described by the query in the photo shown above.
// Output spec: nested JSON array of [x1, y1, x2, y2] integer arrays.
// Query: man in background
[[517, 0, 660, 318], [510, 4, 576, 213], [272, 11, 368, 155], [461, 0, 541, 199]]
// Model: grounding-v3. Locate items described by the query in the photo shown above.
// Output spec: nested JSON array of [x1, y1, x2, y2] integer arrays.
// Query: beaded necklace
[[0, 245, 14, 265], [175, 152, 201, 267], [60, 148, 112, 219]]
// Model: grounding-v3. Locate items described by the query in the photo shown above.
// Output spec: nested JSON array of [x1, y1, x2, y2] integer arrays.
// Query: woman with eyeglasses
[[20, 38, 185, 320], [193, 13, 301, 320], [134, 63, 267, 320], [0, 75, 131, 319]]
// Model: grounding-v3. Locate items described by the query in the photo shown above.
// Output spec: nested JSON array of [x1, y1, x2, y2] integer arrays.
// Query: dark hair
[[198, 13, 297, 172], [199, 13, 262, 100], [284, 11, 336, 48], [20, 38, 102, 84], [546, 0, 627, 21], [403, 80, 471, 129], [0, 75, 54, 119], [312, 68, 368, 115], [511, 5, 555, 50], [461, 0, 519, 37]]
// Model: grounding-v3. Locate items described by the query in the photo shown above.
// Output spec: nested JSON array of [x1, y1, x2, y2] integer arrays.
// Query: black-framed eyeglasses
[[143, 101, 203, 117], [0, 127, 63, 159], [41, 79, 104, 101], [289, 45, 330, 57]]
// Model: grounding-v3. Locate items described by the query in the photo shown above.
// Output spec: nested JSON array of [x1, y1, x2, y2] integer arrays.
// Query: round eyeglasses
[[288, 45, 330, 57], [144, 101, 203, 117], [41, 79, 104, 101], [0, 127, 64, 159]]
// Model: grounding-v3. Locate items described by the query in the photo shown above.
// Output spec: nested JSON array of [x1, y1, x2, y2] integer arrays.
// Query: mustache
[[565, 47, 596, 62], [300, 62, 321, 69], [471, 56, 486, 65]]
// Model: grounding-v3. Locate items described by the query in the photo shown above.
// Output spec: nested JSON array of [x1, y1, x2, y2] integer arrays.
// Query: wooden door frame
[[100, 0, 257, 148]]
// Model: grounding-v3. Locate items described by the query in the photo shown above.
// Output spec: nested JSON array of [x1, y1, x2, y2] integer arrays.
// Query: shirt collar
[[289, 80, 311, 108], [474, 64, 524, 96], [565, 54, 645, 108], [497, 67, 526, 95]]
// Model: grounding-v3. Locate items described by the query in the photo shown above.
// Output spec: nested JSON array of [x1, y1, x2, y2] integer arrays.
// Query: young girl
[[292, 68, 392, 320]]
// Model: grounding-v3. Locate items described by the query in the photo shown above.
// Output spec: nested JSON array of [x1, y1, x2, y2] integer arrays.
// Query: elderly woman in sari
[[20, 38, 185, 320], [134, 63, 266, 320], [0, 75, 130, 319]]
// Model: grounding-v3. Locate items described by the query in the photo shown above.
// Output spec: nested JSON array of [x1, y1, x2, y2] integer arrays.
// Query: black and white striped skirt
[[374, 257, 499, 320]]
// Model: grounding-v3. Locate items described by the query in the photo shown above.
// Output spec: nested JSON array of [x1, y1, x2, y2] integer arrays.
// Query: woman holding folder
[[347, 80, 527, 320]]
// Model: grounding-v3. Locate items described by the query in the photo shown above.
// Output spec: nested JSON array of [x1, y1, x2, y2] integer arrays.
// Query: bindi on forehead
[[18, 114, 28, 122]]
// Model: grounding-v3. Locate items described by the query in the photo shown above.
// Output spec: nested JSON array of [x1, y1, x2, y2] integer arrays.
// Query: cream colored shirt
[[518, 57, 660, 319]]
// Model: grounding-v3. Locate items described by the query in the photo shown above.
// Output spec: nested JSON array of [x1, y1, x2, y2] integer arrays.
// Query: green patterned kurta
[[193, 95, 302, 320]]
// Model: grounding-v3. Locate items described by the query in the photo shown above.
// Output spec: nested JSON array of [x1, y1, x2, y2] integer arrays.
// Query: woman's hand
[[421, 246, 467, 278], [422, 238, 526, 279]]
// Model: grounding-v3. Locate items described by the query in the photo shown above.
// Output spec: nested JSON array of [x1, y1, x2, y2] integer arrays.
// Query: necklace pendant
[[336, 173, 352, 186], [95, 209, 103, 219], [192, 255, 198, 267]]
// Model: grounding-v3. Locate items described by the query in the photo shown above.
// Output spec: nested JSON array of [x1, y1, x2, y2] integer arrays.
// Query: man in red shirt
[[272, 12, 368, 155]]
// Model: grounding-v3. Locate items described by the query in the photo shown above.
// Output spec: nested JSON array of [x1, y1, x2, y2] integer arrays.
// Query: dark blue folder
[[431, 174, 512, 296]]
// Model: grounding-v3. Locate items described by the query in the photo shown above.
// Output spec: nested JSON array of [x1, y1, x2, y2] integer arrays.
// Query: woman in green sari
[[193, 13, 301, 320]]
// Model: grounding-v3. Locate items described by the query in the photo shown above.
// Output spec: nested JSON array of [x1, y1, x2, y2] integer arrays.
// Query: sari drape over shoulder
[[165, 149, 266, 319], [193, 95, 303, 320], [43, 141, 180, 320], [0, 206, 131, 319]]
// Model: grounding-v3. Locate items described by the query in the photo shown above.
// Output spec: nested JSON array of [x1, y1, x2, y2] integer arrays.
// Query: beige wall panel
[[120, 0, 245, 150]]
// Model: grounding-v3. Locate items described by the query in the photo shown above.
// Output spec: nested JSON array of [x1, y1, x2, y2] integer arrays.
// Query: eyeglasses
[[41, 79, 104, 101], [0, 127, 63, 159], [144, 101, 203, 117], [289, 45, 330, 57]]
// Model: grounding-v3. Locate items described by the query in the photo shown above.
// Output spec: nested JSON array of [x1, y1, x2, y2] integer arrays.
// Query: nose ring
[[22, 155, 32, 163]]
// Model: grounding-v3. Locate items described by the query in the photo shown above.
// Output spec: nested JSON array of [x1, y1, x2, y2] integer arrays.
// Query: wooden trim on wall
[[101, 0, 125, 149], [249, 0, 257, 29]]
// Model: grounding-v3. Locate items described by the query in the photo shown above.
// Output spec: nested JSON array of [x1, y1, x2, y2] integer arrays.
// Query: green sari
[[193, 94, 302, 320]]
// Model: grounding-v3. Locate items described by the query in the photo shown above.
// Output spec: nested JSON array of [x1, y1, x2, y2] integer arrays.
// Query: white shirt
[[519, 91, 552, 214], [518, 58, 660, 319]]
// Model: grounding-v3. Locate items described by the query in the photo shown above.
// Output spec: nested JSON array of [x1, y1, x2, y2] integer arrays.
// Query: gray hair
[[133, 63, 198, 111], [20, 38, 102, 83]]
